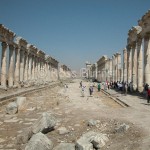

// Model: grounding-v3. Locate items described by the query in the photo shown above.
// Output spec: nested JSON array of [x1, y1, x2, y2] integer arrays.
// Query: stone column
[[117, 54, 121, 82], [137, 37, 143, 92], [112, 56, 115, 82], [132, 43, 137, 90], [1, 42, 7, 87], [28, 54, 32, 80], [20, 49, 25, 82], [123, 48, 127, 82], [127, 47, 132, 83], [115, 56, 117, 81], [24, 52, 28, 81], [32, 56, 35, 80], [14, 46, 20, 86], [8, 45, 14, 87], [144, 34, 150, 85], [34, 57, 38, 80]]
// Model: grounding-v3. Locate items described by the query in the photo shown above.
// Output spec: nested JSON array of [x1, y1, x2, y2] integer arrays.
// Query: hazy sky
[[0, 0, 150, 72]]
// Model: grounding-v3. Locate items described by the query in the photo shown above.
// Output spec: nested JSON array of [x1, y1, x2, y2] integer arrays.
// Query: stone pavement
[[0, 81, 61, 105], [102, 88, 150, 111]]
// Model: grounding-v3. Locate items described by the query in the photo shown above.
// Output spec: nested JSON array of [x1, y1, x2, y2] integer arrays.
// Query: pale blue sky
[[0, 0, 150, 72]]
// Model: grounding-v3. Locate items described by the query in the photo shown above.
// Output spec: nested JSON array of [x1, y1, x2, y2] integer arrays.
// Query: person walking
[[81, 85, 86, 97], [64, 84, 68, 93], [98, 82, 101, 92], [80, 81, 82, 88], [124, 82, 128, 96], [147, 86, 150, 103], [89, 85, 93, 96]]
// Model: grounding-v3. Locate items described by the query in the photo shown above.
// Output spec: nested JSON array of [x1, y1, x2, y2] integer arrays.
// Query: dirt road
[[0, 79, 149, 149]]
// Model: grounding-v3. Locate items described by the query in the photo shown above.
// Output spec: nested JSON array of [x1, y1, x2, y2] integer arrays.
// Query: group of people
[[79, 81, 101, 97]]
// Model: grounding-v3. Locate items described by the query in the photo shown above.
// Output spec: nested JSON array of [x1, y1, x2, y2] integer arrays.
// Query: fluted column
[[1, 42, 7, 87], [32, 56, 35, 80], [112, 56, 115, 82], [117, 54, 121, 81], [123, 48, 127, 82], [127, 47, 132, 83], [144, 34, 150, 85], [28, 54, 32, 80], [8, 45, 14, 87], [34, 57, 38, 80], [20, 49, 25, 82], [14, 46, 20, 86], [115, 56, 117, 81], [24, 52, 28, 81], [137, 38, 143, 92], [132, 43, 137, 90]]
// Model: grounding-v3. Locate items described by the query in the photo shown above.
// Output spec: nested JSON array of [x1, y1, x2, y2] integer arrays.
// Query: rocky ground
[[0, 79, 148, 149]]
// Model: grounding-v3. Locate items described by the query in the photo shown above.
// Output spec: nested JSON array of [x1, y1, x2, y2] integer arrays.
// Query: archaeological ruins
[[0, 8, 150, 150], [86, 10, 150, 92], [0, 24, 72, 89]]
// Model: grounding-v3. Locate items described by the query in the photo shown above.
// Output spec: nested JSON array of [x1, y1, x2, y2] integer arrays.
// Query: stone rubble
[[53, 143, 75, 150], [75, 131, 109, 150], [114, 123, 130, 133], [25, 132, 53, 150], [31, 112, 57, 134], [5, 102, 18, 115]]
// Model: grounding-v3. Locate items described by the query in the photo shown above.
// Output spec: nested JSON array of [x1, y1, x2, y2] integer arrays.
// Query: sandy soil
[[0, 79, 149, 150]]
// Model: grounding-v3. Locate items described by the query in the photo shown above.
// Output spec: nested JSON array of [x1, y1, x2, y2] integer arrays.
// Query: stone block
[[16, 127, 33, 144], [16, 97, 27, 111], [53, 143, 75, 150], [25, 132, 53, 150], [6, 102, 18, 114], [31, 112, 56, 134]]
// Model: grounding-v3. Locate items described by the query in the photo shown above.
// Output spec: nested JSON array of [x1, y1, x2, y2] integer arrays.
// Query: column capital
[[144, 32, 150, 41], [1, 42, 7, 48], [130, 42, 136, 49], [137, 37, 142, 46], [9, 44, 14, 50]]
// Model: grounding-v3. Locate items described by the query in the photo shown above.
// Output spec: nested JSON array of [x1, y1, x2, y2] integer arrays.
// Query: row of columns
[[0, 24, 71, 88], [96, 53, 121, 83], [122, 10, 150, 92]]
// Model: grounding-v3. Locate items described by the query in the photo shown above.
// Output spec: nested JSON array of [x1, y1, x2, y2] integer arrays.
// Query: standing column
[[132, 43, 137, 91], [137, 37, 143, 92], [144, 34, 150, 85], [112, 56, 115, 82], [8, 45, 15, 87], [32, 56, 35, 80], [24, 52, 28, 81], [28, 54, 32, 80], [34, 57, 38, 80], [117, 54, 121, 82], [20, 49, 25, 82], [127, 47, 132, 83], [1, 42, 7, 87], [14, 46, 20, 86], [115, 55, 117, 81], [123, 48, 127, 82]]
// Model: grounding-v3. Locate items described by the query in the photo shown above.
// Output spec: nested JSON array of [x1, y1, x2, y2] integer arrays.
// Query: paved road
[[102, 88, 150, 149]]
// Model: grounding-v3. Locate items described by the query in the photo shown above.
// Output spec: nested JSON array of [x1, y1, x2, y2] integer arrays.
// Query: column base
[[133, 84, 137, 91], [138, 87, 143, 93], [0, 85, 7, 90]]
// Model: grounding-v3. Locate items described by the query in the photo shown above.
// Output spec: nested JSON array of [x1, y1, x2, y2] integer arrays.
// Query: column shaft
[[14, 47, 20, 86], [123, 49, 127, 82], [132, 44, 137, 90], [137, 38, 143, 92], [144, 35, 150, 85], [1, 42, 7, 87], [8, 45, 14, 87], [24, 52, 28, 81], [20, 50, 25, 82]]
